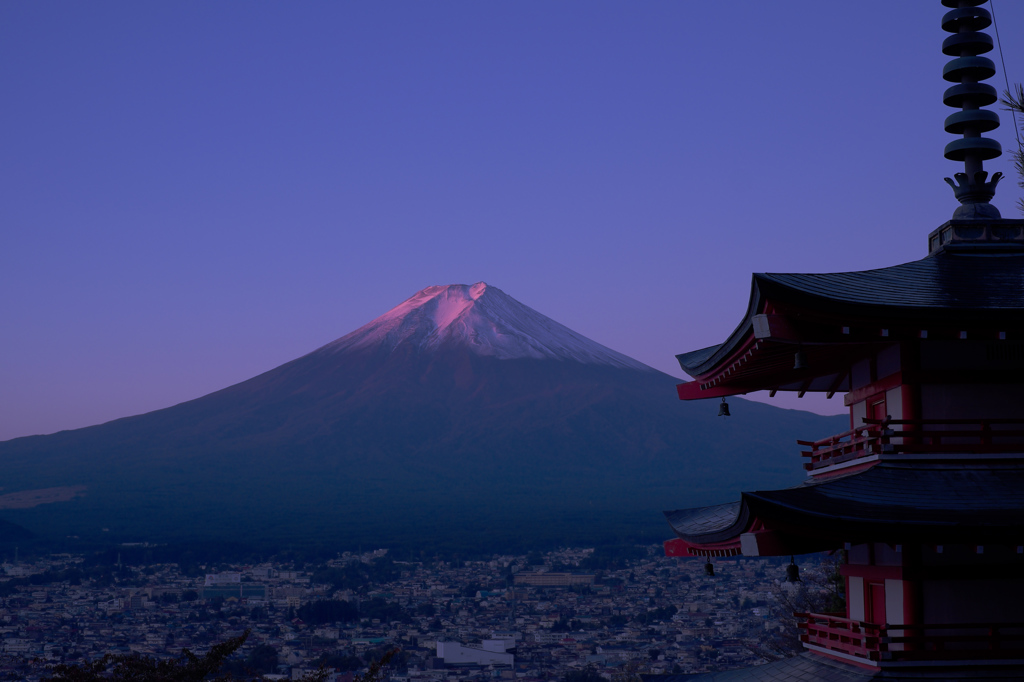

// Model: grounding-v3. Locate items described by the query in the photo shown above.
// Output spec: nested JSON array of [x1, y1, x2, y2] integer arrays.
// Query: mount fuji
[[325, 282, 650, 368], [0, 283, 846, 553]]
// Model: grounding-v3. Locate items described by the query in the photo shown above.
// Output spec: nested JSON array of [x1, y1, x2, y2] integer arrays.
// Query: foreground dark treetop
[[43, 632, 254, 682], [43, 630, 397, 682]]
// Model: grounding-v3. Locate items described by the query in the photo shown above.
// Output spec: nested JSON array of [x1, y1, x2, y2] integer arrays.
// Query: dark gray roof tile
[[666, 464, 1024, 546], [758, 252, 1024, 310], [653, 652, 1024, 680], [677, 252, 1024, 377]]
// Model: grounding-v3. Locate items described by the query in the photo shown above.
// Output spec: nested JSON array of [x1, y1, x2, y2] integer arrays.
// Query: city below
[[0, 546, 818, 681]]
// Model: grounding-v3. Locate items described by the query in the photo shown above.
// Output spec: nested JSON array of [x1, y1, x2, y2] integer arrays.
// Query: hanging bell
[[718, 397, 730, 417], [793, 350, 808, 370], [704, 560, 715, 577], [786, 556, 801, 583]]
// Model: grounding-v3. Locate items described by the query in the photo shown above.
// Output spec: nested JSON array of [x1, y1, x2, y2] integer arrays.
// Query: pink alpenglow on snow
[[321, 282, 654, 371]]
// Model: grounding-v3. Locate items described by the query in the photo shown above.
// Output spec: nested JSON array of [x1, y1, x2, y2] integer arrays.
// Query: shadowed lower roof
[[665, 462, 1024, 547], [642, 652, 1024, 681]]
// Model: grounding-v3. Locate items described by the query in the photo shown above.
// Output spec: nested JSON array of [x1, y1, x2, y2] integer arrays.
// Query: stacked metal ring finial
[[941, 0, 1001, 168], [941, 0, 1003, 217]]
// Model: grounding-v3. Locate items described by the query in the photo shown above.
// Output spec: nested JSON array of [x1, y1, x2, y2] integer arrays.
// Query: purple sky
[[3, 1, 1023, 441]]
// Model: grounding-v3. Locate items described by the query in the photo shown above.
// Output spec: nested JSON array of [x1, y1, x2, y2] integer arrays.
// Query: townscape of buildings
[[0, 546, 828, 681]]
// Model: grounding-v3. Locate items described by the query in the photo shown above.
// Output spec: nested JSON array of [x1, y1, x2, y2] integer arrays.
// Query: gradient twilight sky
[[3, 2, 1023, 442]]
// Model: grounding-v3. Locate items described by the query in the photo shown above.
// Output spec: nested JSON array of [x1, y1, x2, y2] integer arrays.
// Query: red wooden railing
[[798, 425, 882, 471], [796, 612, 883, 660], [799, 418, 1024, 471], [797, 612, 1024, 662]]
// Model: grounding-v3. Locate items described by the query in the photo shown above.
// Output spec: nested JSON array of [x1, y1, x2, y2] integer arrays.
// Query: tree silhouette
[[43, 633, 398, 682], [1001, 84, 1024, 216], [43, 631, 252, 681]]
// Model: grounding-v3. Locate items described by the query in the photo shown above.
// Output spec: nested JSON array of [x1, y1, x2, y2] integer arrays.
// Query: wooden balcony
[[796, 612, 882, 660], [798, 425, 880, 471], [797, 612, 1024, 663], [799, 418, 1024, 471]]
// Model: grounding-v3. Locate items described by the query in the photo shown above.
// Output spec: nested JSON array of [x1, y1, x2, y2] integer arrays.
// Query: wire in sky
[[990, 0, 1022, 151]]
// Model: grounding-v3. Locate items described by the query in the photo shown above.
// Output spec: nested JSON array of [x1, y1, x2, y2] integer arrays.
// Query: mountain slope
[[0, 283, 847, 552], [324, 282, 651, 369]]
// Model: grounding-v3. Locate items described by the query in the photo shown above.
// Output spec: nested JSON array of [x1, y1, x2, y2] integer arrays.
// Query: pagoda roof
[[676, 251, 1024, 398], [664, 462, 1024, 553], [759, 251, 1024, 312], [653, 651, 1024, 681], [664, 501, 748, 545]]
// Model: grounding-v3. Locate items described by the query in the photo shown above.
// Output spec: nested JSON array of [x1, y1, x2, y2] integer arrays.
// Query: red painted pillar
[[902, 545, 923, 652], [900, 342, 920, 447]]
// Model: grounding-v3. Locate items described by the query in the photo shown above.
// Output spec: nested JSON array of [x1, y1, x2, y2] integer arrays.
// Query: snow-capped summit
[[0, 277, 847, 552], [320, 282, 653, 371]]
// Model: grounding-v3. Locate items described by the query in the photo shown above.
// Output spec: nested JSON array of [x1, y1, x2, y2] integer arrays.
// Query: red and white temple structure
[[662, 2, 1024, 679]]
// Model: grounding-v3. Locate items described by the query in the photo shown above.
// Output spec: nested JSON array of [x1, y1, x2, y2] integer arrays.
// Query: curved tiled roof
[[664, 463, 1024, 548], [748, 462, 1024, 526], [663, 501, 746, 544], [648, 651, 1024, 681], [758, 252, 1024, 310], [677, 252, 1024, 378]]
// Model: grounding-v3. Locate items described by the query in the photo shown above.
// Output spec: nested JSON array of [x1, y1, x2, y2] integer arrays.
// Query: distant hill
[[0, 283, 846, 553]]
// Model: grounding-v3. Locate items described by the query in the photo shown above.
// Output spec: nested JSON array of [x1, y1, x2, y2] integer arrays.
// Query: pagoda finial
[[941, 0, 1003, 220]]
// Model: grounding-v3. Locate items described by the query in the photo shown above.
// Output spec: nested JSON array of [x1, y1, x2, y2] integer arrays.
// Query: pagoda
[[662, 1, 1024, 679]]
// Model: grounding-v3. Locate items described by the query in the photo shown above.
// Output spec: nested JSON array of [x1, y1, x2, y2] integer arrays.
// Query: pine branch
[[1001, 85, 1024, 216]]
